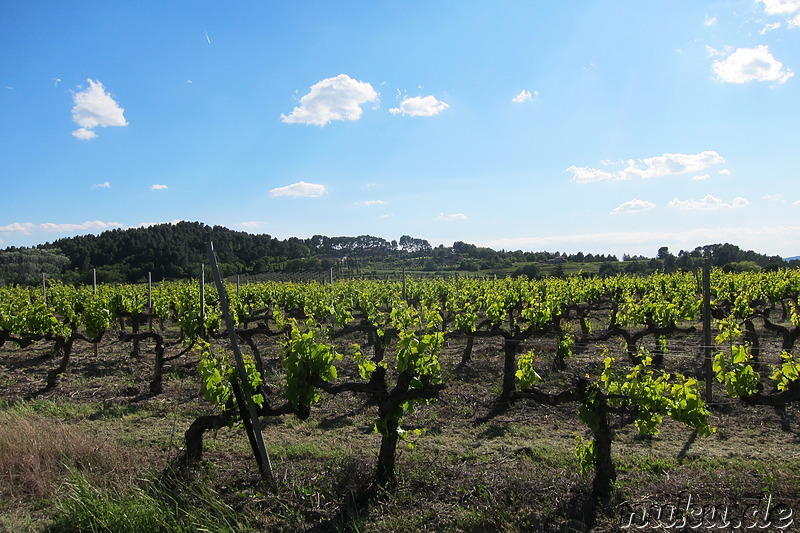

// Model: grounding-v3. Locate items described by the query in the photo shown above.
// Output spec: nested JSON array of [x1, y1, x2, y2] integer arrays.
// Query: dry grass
[[0, 409, 134, 501]]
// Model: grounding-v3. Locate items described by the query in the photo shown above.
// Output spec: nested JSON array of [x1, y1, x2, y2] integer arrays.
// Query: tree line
[[0, 221, 794, 285]]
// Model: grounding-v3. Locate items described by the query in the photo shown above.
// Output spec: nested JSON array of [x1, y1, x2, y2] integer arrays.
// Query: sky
[[1, 1, 799, 259]]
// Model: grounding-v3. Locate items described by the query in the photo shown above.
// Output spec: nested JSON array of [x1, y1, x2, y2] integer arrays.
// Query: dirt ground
[[1, 326, 799, 532]]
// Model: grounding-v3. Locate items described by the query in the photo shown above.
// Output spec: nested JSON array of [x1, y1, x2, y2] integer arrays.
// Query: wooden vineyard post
[[200, 264, 206, 338], [702, 261, 713, 403], [147, 272, 153, 332], [206, 241, 276, 487], [92, 268, 98, 358]]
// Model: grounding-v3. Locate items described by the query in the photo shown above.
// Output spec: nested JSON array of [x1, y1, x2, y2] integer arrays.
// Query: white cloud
[[150, 184, 168, 190], [0, 222, 37, 234], [693, 174, 711, 181], [480, 226, 800, 257], [92, 181, 111, 189], [760, 22, 782, 33], [568, 151, 725, 183], [762, 194, 784, 201], [39, 221, 124, 233], [362, 200, 387, 206], [389, 95, 449, 117], [790, 13, 800, 26], [610, 199, 656, 215], [712, 45, 794, 84], [70, 79, 127, 139], [0, 221, 124, 235], [237, 221, 264, 230], [72, 128, 98, 140], [757, 0, 800, 14], [512, 90, 533, 103], [270, 181, 326, 198], [794, 200, 800, 206], [281, 74, 378, 126], [668, 194, 749, 210], [437, 212, 468, 222], [705, 45, 731, 58], [705, 16, 717, 26], [719, 169, 732, 175]]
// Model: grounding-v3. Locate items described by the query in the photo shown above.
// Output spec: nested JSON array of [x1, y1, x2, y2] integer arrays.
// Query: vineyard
[[1, 268, 799, 531]]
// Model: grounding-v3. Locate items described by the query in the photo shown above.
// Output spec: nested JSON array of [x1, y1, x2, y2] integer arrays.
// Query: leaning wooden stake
[[206, 241, 276, 487]]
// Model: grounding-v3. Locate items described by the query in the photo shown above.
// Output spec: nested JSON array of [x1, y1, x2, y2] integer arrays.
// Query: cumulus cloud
[[71, 79, 127, 139], [693, 174, 711, 181], [719, 169, 732, 175], [668, 194, 749, 210], [437, 212, 467, 222], [757, 0, 800, 14], [150, 184, 168, 190], [389, 95, 449, 117], [610, 199, 656, 215], [281, 74, 378, 126], [512, 90, 534, 103], [270, 181, 326, 198], [712, 46, 794, 84], [568, 151, 725, 183]]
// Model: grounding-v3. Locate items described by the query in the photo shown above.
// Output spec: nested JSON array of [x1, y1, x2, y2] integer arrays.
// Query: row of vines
[[1, 268, 799, 516]]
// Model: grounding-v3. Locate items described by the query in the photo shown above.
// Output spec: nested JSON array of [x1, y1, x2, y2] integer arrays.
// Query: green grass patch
[[48, 471, 247, 533]]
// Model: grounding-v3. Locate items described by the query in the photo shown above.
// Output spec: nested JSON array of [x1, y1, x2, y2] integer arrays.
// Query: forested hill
[[0, 222, 442, 284], [0, 221, 793, 285]]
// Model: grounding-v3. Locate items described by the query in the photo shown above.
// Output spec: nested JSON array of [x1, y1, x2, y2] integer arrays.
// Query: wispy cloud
[[668, 194, 749, 210], [704, 16, 717, 27], [361, 200, 387, 206], [711, 46, 794, 84], [389, 95, 449, 117], [237, 221, 264, 230], [281, 74, 378, 126], [270, 181, 326, 198], [760, 21, 782, 34], [91, 181, 111, 189], [1, 221, 123, 234], [481, 226, 800, 256], [437, 212, 467, 222], [0, 222, 37, 234], [71, 79, 127, 139], [150, 184, 168, 190], [568, 151, 725, 183], [610, 199, 656, 215], [39, 221, 124, 232]]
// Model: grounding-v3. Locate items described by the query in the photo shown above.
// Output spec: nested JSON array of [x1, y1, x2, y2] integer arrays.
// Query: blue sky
[[1, 1, 799, 258]]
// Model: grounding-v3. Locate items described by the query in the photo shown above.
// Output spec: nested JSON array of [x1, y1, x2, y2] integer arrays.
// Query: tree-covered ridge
[[0, 221, 794, 285]]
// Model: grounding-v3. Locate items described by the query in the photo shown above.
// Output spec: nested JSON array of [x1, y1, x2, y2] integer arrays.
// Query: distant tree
[[0, 248, 70, 285]]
